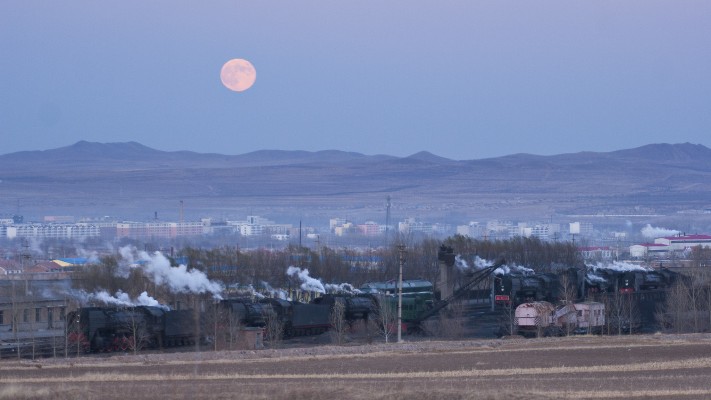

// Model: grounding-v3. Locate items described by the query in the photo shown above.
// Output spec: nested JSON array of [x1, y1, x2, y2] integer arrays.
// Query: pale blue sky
[[1, 1, 709, 160]]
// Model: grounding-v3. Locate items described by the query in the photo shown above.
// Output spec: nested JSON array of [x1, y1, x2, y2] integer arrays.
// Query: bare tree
[[263, 310, 284, 348], [372, 294, 396, 343], [66, 309, 90, 356], [205, 302, 244, 351], [329, 299, 347, 345], [124, 308, 151, 355], [663, 280, 694, 333]]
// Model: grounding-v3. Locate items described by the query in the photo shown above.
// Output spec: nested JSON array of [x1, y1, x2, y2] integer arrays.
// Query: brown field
[[3, 333, 711, 400]]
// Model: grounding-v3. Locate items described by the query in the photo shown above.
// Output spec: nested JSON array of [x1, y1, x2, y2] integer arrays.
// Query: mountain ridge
[[1, 141, 710, 221]]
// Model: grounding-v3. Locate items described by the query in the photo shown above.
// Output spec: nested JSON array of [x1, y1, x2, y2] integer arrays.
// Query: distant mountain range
[[2, 141, 711, 223]]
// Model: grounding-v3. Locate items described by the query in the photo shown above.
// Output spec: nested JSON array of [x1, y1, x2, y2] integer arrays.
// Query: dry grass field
[[3, 333, 711, 400]]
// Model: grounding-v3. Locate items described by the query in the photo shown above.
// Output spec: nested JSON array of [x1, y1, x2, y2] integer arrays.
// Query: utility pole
[[397, 244, 405, 343], [385, 195, 391, 245]]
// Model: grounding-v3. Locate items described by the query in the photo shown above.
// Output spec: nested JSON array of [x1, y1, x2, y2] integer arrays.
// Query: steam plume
[[286, 266, 325, 293], [71, 289, 169, 310], [455, 255, 496, 271], [260, 281, 289, 300], [494, 264, 534, 275], [324, 283, 361, 294], [589, 261, 650, 272], [119, 246, 224, 299], [641, 224, 679, 239]]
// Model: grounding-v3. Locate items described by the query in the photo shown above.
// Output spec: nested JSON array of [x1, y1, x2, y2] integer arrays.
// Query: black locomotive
[[68, 293, 375, 353], [585, 268, 678, 294], [494, 268, 580, 306], [67, 306, 196, 352]]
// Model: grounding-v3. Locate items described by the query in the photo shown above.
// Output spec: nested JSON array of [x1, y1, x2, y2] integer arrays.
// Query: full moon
[[220, 59, 256, 92]]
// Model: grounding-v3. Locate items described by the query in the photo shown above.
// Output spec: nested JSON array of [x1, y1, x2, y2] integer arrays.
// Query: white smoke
[[494, 265, 511, 275], [260, 281, 289, 300], [589, 261, 650, 272], [75, 247, 100, 264], [456, 255, 496, 271], [586, 273, 608, 283], [118, 246, 224, 299], [286, 266, 325, 293], [641, 224, 679, 239], [324, 282, 361, 294], [455, 255, 470, 271], [494, 264, 534, 275], [82, 289, 169, 311], [28, 237, 44, 256], [227, 283, 265, 299]]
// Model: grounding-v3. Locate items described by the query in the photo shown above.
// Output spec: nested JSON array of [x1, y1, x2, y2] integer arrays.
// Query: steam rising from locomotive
[[287, 266, 326, 293], [90, 290, 169, 310], [286, 266, 361, 295], [119, 246, 224, 299]]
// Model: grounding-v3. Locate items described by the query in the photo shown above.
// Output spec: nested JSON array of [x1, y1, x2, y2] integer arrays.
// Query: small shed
[[237, 327, 264, 350], [574, 301, 605, 332]]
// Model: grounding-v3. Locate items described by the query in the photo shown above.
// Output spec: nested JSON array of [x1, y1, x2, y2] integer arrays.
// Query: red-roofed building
[[0, 260, 21, 276], [654, 234, 711, 251]]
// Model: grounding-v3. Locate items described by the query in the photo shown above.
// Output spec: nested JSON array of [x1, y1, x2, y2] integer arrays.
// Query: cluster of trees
[[174, 235, 581, 293], [658, 267, 711, 334]]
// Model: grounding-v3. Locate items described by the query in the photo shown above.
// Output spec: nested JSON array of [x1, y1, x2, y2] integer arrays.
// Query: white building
[[629, 243, 669, 258], [653, 234, 711, 251], [2, 223, 102, 239]]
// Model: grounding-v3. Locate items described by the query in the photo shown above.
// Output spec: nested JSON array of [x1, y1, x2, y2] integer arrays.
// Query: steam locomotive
[[66, 306, 196, 352], [68, 294, 375, 353], [494, 268, 581, 306], [584, 268, 678, 294], [494, 267, 679, 307]]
